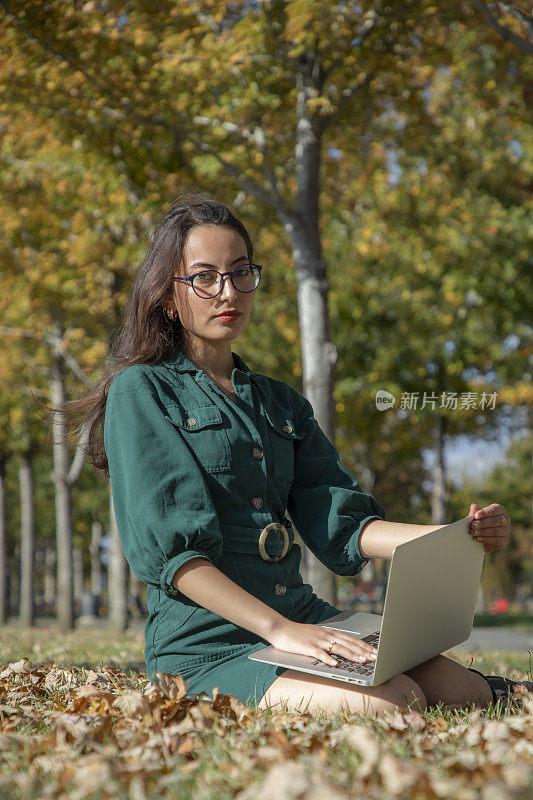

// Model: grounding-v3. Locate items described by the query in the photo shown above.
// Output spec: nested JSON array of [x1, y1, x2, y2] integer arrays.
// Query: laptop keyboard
[[316, 630, 381, 675]]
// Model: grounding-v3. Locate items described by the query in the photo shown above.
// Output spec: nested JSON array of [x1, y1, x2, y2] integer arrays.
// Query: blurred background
[[0, 1, 531, 633]]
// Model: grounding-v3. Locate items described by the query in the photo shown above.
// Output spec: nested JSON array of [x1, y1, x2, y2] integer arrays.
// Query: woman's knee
[[379, 673, 427, 714], [339, 674, 426, 719]]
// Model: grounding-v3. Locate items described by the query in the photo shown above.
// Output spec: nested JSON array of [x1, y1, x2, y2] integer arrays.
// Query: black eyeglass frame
[[172, 263, 263, 298]]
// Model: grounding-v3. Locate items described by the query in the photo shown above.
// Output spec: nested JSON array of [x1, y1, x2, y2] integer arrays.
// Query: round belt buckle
[[259, 522, 290, 563]]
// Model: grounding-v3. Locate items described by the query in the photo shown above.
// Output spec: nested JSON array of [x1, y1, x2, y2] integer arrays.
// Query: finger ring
[[328, 640, 337, 654], [500, 514, 506, 526]]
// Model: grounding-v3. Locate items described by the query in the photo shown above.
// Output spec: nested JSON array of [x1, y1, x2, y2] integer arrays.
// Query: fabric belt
[[221, 517, 294, 561]]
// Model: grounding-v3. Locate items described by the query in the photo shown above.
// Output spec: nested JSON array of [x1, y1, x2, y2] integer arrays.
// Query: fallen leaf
[[112, 691, 151, 719], [0, 658, 34, 679], [344, 725, 380, 779], [403, 711, 426, 731], [379, 751, 421, 794]]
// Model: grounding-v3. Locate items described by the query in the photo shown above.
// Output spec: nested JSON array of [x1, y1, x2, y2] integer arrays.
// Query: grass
[[0, 624, 531, 800]]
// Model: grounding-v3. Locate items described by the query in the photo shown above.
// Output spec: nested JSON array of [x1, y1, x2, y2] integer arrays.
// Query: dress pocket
[[153, 596, 199, 642], [164, 403, 231, 473], [264, 410, 304, 480]]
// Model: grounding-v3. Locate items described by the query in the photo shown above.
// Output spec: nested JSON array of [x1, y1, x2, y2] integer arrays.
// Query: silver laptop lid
[[368, 515, 484, 682]]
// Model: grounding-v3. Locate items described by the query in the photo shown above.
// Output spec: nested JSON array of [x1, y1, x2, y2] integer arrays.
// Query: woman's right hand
[[268, 620, 378, 666]]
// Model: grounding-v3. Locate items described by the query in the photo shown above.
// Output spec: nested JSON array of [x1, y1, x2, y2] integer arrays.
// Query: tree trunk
[[108, 486, 129, 629], [19, 437, 35, 627], [73, 545, 84, 617], [50, 319, 74, 628], [0, 450, 8, 624], [90, 519, 103, 617], [44, 546, 56, 615], [129, 566, 143, 617], [431, 414, 448, 524], [283, 54, 337, 605], [530, 407, 533, 529], [11, 545, 20, 617]]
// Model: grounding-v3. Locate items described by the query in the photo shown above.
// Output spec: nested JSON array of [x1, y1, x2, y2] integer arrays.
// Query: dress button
[[251, 496, 264, 509], [185, 418, 197, 427], [251, 446, 264, 459], [283, 424, 293, 434], [274, 584, 287, 596], [168, 586, 179, 596]]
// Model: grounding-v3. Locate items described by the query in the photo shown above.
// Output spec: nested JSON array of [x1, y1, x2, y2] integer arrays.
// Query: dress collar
[[160, 348, 253, 377]]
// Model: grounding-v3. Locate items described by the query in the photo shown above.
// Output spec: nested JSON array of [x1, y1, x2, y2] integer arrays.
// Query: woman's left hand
[[469, 503, 510, 554]]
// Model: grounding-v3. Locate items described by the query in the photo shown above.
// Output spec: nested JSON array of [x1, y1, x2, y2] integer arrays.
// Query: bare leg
[[404, 654, 493, 709], [257, 670, 427, 719]]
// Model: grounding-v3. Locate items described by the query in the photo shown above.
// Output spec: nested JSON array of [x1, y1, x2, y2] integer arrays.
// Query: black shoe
[[468, 667, 533, 710]]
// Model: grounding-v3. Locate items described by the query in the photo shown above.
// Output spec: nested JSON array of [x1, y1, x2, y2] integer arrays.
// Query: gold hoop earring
[[164, 307, 178, 321]]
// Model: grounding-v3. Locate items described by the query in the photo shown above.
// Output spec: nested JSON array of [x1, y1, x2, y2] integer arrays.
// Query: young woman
[[71, 188, 528, 718]]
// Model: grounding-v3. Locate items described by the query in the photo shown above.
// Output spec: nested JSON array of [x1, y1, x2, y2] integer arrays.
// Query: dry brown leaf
[[75, 684, 104, 698], [237, 760, 310, 800], [479, 778, 512, 799], [68, 753, 113, 798], [385, 711, 409, 730], [5, 688, 32, 704], [43, 668, 78, 692], [112, 691, 151, 719], [430, 774, 463, 797], [403, 710, 427, 731], [187, 703, 217, 732], [448, 722, 469, 737], [143, 682, 162, 703], [267, 729, 289, 749], [464, 719, 484, 747], [481, 720, 509, 741], [0, 658, 34, 679], [0, 704, 21, 716], [240, 756, 350, 800], [306, 784, 350, 800], [484, 740, 510, 763], [176, 734, 196, 756], [0, 732, 28, 750], [455, 748, 479, 769], [84, 669, 113, 686], [430, 716, 449, 732], [212, 687, 251, 722], [90, 694, 116, 715], [343, 725, 380, 779], [152, 671, 187, 701], [379, 751, 422, 794], [505, 716, 527, 733], [501, 761, 532, 789], [254, 744, 285, 763], [51, 712, 97, 745], [69, 684, 106, 713]]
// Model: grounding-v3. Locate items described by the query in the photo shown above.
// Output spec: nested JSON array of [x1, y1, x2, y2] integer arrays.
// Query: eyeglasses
[[173, 263, 262, 298]]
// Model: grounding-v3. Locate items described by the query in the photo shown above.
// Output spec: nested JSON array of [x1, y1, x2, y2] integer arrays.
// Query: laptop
[[249, 516, 484, 687]]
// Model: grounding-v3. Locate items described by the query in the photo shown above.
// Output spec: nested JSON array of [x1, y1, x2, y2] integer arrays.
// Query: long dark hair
[[37, 187, 254, 480]]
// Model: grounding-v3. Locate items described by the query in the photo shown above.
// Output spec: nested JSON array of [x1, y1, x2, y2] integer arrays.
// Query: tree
[[1, 0, 530, 607], [0, 0, 448, 603], [0, 105, 140, 627]]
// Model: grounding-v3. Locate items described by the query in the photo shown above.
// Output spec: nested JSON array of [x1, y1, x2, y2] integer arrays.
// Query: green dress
[[103, 348, 387, 706]]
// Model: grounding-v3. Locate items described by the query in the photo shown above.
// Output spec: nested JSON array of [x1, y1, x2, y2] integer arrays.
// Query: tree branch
[[472, 0, 533, 54], [187, 130, 295, 221], [0, 325, 93, 387]]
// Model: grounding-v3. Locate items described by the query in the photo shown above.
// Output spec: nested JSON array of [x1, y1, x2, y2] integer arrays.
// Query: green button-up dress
[[103, 348, 387, 706]]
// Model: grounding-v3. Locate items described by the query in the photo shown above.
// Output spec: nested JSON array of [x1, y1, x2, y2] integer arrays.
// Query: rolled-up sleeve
[[103, 368, 224, 597], [286, 394, 387, 576]]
